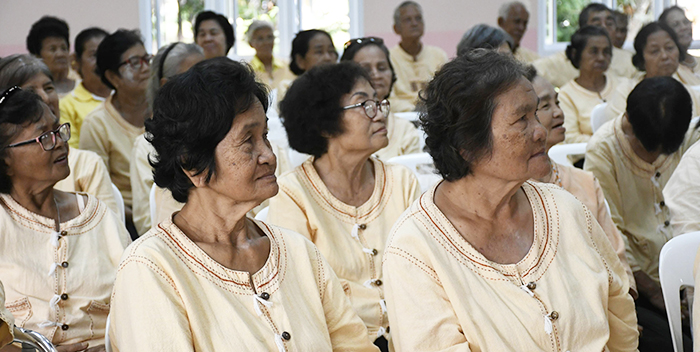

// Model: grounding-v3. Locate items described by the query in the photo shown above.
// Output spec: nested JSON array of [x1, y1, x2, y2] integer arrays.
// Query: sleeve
[[130, 138, 154, 236], [405, 172, 421, 205], [109, 258, 193, 352], [559, 90, 591, 144], [267, 185, 315, 242], [664, 145, 700, 236], [602, 89, 627, 124], [383, 246, 471, 351], [79, 114, 111, 172], [0, 281, 14, 348], [75, 151, 122, 219]]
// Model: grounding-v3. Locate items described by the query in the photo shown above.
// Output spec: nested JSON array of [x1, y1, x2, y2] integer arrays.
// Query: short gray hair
[[246, 20, 274, 43], [0, 54, 53, 91], [393, 1, 423, 28], [498, 1, 529, 20], [457, 24, 514, 57], [147, 42, 204, 110]]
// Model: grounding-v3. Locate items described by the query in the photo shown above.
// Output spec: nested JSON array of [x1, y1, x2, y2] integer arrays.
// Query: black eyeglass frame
[[5, 123, 71, 151], [342, 99, 391, 119], [117, 54, 154, 70]]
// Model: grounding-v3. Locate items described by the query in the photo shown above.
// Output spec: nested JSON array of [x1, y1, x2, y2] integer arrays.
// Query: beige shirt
[[693, 246, 700, 352], [585, 115, 700, 281], [559, 74, 630, 144], [0, 281, 14, 348], [389, 45, 448, 113], [108, 219, 379, 352], [0, 193, 130, 347], [533, 48, 636, 88], [267, 157, 420, 338], [79, 95, 145, 206], [664, 141, 700, 236], [374, 112, 421, 161], [54, 148, 121, 219], [383, 181, 638, 352], [514, 46, 540, 63]]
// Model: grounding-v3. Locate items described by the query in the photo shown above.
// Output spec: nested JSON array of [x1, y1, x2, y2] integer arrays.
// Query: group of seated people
[[1, 0, 700, 351]]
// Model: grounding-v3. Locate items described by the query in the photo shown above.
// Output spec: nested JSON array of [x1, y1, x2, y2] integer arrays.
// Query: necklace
[[551, 162, 562, 187]]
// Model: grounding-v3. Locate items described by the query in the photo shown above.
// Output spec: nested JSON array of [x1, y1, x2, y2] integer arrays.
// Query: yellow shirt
[[0, 193, 130, 347], [250, 55, 296, 99], [374, 112, 421, 161], [559, 74, 630, 144], [59, 82, 107, 149], [79, 95, 145, 207], [267, 157, 421, 338], [663, 141, 700, 236], [0, 281, 14, 348], [108, 219, 379, 352], [54, 148, 121, 219], [389, 45, 448, 113], [533, 48, 636, 88], [383, 181, 638, 352], [584, 115, 700, 281], [514, 46, 540, 63]]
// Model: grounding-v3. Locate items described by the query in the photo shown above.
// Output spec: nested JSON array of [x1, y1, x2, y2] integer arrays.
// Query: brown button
[[281, 331, 291, 340], [61, 261, 69, 268], [60, 294, 68, 300], [660, 201, 665, 207], [359, 224, 367, 230], [665, 220, 670, 227], [61, 324, 69, 331], [386, 326, 390, 333], [526, 282, 536, 290], [60, 230, 68, 236], [374, 279, 383, 286], [260, 292, 270, 300], [550, 311, 559, 320], [371, 249, 378, 256]]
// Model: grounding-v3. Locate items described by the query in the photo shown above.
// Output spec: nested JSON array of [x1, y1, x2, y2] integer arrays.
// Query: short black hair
[[456, 24, 514, 57], [74, 27, 109, 60], [96, 29, 144, 90], [632, 22, 686, 71], [0, 88, 47, 193], [626, 76, 693, 155], [565, 25, 612, 69], [420, 49, 525, 181], [194, 11, 235, 54], [26, 16, 70, 56], [280, 61, 371, 157], [289, 29, 335, 75], [147, 57, 268, 203], [579, 3, 612, 28], [340, 37, 397, 100]]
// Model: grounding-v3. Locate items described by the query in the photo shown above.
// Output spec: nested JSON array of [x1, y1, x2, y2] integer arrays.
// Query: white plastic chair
[[111, 183, 125, 224], [394, 112, 420, 123], [149, 183, 157, 227], [255, 206, 269, 221], [387, 153, 441, 192], [590, 102, 608, 133], [105, 313, 112, 352], [288, 149, 311, 169], [659, 231, 700, 352], [547, 143, 587, 167]]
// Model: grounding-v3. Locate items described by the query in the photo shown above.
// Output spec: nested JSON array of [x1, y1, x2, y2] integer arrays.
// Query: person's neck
[[313, 146, 375, 206], [621, 115, 661, 163], [534, 157, 555, 183], [399, 38, 423, 58], [82, 79, 111, 98], [575, 71, 606, 93], [112, 91, 149, 127], [52, 68, 69, 81], [9, 182, 57, 219], [435, 173, 523, 224]]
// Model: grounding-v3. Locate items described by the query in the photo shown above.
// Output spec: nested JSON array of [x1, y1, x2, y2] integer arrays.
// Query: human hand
[[56, 342, 89, 352], [85, 344, 106, 352]]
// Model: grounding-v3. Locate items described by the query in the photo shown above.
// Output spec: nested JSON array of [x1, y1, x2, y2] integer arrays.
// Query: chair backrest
[[590, 102, 608, 133], [111, 183, 125, 224], [394, 112, 420, 123], [547, 143, 587, 167], [387, 153, 441, 192], [659, 231, 700, 352], [149, 183, 157, 227], [255, 206, 269, 221]]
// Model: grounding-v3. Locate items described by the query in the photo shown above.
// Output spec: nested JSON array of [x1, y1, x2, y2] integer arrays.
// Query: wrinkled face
[[395, 5, 424, 41], [77, 36, 108, 90], [250, 27, 275, 58], [206, 99, 278, 204], [500, 4, 529, 45], [586, 10, 617, 40], [331, 78, 389, 155], [532, 76, 565, 150], [643, 30, 680, 78], [579, 35, 612, 74], [296, 34, 338, 72], [471, 77, 548, 181], [111, 44, 151, 94], [352, 45, 393, 100], [4, 105, 70, 189], [196, 20, 229, 59], [664, 9, 693, 49], [39, 36, 70, 75], [21, 73, 59, 118]]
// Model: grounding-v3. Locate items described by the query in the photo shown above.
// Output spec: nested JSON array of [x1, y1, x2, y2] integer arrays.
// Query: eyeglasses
[[6, 123, 71, 151], [344, 37, 384, 50], [342, 99, 390, 119], [0, 86, 21, 109], [118, 54, 153, 71]]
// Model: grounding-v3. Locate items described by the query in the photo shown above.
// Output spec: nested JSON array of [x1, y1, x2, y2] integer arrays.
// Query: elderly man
[[389, 1, 448, 112], [533, 3, 637, 87], [497, 1, 539, 63], [613, 11, 629, 49]]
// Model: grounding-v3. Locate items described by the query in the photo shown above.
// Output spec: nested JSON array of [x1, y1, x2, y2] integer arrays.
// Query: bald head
[[497, 2, 530, 47]]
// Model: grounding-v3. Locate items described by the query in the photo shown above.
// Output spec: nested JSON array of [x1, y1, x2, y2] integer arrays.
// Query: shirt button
[[60, 294, 69, 300], [526, 282, 537, 290], [550, 311, 559, 320], [375, 279, 383, 286], [386, 326, 390, 333], [61, 324, 69, 331], [660, 201, 665, 207], [281, 331, 291, 340], [655, 172, 661, 178], [260, 292, 270, 300], [61, 261, 69, 268], [371, 249, 378, 256], [60, 230, 68, 236], [359, 224, 367, 230], [665, 220, 670, 227]]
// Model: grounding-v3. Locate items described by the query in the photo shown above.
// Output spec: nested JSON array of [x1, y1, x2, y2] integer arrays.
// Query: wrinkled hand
[[56, 342, 89, 352]]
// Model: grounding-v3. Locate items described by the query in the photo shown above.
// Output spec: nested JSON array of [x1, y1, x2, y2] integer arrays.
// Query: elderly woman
[[560, 26, 630, 144], [0, 55, 120, 218], [456, 24, 514, 57], [80, 29, 151, 237], [130, 42, 205, 236], [108, 58, 378, 351], [247, 20, 295, 94], [660, 6, 699, 75], [289, 29, 338, 76], [194, 11, 234, 59], [340, 37, 420, 160], [0, 86, 130, 352], [268, 61, 420, 350], [382, 50, 638, 351], [26, 16, 76, 96], [59, 27, 111, 148]]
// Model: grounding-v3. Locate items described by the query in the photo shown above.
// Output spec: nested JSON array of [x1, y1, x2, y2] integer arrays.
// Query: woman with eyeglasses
[[0, 86, 130, 352], [340, 37, 420, 160], [80, 29, 152, 238], [268, 62, 420, 351]]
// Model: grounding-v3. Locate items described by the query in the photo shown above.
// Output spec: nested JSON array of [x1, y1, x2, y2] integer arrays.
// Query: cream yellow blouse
[[533, 48, 636, 88], [0, 193, 130, 347], [663, 141, 700, 236], [514, 46, 540, 63], [383, 181, 638, 352], [0, 281, 13, 348], [267, 157, 420, 339], [108, 219, 379, 352], [585, 115, 700, 282], [374, 112, 421, 161], [389, 45, 448, 113]]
